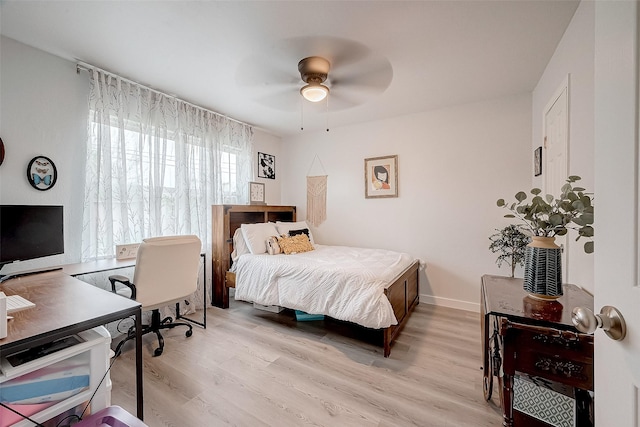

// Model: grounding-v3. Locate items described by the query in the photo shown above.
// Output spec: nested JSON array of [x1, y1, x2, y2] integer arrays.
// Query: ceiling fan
[[298, 56, 331, 103], [235, 36, 393, 113]]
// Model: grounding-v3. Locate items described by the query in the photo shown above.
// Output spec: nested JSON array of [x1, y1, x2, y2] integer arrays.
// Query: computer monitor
[[0, 205, 64, 269]]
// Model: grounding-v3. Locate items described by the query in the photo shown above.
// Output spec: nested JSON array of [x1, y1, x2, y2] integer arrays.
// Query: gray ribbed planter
[[523, 236, 562, 298]]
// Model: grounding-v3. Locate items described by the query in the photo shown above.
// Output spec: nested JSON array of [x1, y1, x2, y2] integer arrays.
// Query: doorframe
[[541, 74, 570, 279], [541, 74, 570, 196]]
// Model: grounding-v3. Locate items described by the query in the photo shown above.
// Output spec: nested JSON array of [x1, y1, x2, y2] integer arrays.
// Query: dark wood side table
[[481, 274, 594, 427]]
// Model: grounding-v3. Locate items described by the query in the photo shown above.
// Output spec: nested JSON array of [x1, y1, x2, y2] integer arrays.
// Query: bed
[[211, 205, 420, 357]]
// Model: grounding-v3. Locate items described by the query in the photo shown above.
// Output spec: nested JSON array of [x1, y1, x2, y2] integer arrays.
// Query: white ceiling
[[0, 1, 579, 137]]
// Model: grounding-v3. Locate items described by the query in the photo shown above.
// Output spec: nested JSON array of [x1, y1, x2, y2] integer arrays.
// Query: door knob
[[571, 306, 627, 341]]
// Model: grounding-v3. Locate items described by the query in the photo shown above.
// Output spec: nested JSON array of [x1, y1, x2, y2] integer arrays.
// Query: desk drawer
[[516, 350, 592, 391]]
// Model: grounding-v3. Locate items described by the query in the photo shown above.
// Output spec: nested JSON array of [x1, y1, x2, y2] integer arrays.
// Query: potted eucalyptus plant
[[489, 225, 530, 278], [496, 175, 594, 298]]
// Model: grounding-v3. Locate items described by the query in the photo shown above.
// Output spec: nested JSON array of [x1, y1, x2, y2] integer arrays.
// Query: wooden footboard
[[383, 260, 420, 357]]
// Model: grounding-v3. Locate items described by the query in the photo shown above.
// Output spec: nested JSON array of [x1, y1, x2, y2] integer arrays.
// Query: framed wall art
[[27, 155, 57, 191], [364, 155, 398, 199], [258, 152, 275, 179], [534, 146, 542, 177]]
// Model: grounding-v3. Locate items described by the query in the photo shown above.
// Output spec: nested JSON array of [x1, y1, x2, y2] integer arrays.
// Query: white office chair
[[109, 235, 202, 357]]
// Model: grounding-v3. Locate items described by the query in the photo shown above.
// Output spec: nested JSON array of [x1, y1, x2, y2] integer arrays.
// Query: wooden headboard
[[211, 204, 296, 308]]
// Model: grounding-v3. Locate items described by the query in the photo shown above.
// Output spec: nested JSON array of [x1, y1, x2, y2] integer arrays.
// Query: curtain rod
[[76, 61, 253, 129]]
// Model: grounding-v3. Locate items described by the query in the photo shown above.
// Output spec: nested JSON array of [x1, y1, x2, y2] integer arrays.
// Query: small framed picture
[[534, 146, 542, 177], [249, 181, 266, 205], [364, 155, 398, 198], [258, 152, 275, 179], [27, 155, 57, 191]]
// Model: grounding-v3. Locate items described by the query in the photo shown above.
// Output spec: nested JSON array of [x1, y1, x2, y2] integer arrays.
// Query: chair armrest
[[109, 274, 136, 299]]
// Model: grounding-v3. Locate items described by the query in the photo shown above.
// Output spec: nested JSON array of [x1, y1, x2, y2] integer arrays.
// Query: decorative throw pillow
[[288, 228, 310, 239], [241, 222, 280, 254], [277, 234, 314, 255], [266, 236, 281, 255], [231, 228, 251, 261], [275, 221, 315, 244]]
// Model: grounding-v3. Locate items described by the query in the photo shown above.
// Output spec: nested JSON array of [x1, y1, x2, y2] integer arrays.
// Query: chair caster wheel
[[154, 348, 163, 357], [185, 329, 193, 338]]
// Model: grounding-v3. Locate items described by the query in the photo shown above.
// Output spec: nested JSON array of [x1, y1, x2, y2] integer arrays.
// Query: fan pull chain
[[325, 94, 330, 132], [300, 98, 304, 131]]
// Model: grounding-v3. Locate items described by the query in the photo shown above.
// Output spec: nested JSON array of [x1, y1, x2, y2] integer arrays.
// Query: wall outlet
[[116, 243, 140, 260]]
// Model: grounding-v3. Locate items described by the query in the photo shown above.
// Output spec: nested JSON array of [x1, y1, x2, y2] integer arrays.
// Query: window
[[83, 72, 253, 261]]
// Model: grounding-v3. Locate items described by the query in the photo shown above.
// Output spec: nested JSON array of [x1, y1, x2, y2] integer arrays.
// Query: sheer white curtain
[[82, 68, 253, 305]]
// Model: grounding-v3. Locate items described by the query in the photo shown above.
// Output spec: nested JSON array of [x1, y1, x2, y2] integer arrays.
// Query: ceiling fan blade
[[331, 58, 393, 92], [325, 90, 367, 110], [235, 35, 393, 112], [236, 55, 299, 88], [276, 36, 370, 68], [253, 87, 302, 112]]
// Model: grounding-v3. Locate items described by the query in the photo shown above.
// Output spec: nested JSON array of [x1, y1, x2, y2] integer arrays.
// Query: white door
[[593, 2, 640, 425], [544, 79, 569, 280], [544, 80, 569, 197]]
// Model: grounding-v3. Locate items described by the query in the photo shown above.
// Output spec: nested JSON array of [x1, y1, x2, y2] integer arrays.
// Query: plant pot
[[523, 236, 562, 299]]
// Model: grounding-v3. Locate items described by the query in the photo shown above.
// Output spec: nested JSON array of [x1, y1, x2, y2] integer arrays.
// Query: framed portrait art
[[534, 146, 542, 176], [258, 152, 275, 179], [364, 155, 398, 199]]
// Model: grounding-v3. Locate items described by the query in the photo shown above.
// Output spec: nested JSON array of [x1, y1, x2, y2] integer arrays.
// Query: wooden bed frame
[[211, 204, 420, 357]]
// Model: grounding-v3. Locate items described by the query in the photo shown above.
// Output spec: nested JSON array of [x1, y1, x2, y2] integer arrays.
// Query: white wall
[[0, 37, 289, 275], [2, 28, 588, 311], [280, 94, 532, 311], [253, 130, 282, 205], [532, 0, 595, 293], [0, 36, 88, 273]]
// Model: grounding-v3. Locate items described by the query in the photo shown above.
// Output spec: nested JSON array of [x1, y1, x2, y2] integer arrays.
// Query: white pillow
[[275, 220, 315, 244], [241, 222, 280, 254], [231, 227, 251, 261]]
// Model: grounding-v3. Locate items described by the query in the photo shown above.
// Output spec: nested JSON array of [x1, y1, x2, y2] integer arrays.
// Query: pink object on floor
[[74, 406, 148, 427]]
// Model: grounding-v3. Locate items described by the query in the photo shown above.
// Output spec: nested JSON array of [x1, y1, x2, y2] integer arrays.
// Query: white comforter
[[233, 244, 415, 329]]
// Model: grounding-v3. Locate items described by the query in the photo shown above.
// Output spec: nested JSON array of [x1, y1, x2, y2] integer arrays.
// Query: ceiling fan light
[[300, 83, 329, 102]]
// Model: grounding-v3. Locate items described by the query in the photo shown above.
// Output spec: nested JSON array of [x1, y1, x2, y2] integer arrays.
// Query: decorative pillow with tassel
[[277, 234, 314, 255]]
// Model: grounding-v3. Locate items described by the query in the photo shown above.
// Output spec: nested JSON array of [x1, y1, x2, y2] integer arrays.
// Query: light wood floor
[[109, 301, 503, 426]]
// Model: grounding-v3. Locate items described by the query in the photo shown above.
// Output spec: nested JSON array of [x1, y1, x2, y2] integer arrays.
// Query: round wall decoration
[[27, 155, 57, 191], [0, 138, 5, 166]]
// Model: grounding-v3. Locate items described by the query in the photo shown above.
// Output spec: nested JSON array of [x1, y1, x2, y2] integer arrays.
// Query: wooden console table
[[481, 274, 594, 427]]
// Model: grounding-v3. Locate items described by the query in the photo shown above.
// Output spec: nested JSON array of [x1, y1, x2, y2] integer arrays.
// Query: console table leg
[[501, 373, 513, 427]]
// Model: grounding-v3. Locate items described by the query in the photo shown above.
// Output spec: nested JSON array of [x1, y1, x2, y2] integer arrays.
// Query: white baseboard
[[420, 293, 480, 313]]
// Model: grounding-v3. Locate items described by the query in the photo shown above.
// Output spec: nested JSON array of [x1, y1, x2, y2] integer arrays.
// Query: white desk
[[60, 256, 207, 329]]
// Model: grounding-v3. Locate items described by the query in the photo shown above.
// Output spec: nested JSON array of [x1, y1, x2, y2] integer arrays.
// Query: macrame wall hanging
[[307, 154, 328, 227]]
